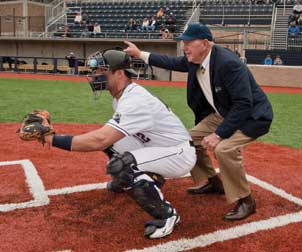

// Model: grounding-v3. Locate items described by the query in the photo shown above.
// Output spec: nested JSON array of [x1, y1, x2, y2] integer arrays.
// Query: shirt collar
[[200, 48, 212, 70]]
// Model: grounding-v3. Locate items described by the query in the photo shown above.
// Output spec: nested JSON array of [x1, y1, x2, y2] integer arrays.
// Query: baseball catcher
[[17, 49, 196, 239]]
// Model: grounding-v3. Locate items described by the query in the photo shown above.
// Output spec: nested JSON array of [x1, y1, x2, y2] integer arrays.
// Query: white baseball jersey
[[106, 83, 196, 178], [106, 83, 191, 147]]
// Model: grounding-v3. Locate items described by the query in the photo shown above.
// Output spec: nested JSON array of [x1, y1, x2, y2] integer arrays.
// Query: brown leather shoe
[[187, 175, 225, 195], [224, 195, 256, 221]]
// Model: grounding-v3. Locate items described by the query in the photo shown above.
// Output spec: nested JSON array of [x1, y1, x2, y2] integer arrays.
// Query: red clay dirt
[[1, 72, 302, 94], [0, 123, 301, 252]]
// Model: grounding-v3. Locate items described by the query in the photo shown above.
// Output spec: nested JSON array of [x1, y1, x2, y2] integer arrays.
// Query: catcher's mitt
[[17, 110, 55, 143]]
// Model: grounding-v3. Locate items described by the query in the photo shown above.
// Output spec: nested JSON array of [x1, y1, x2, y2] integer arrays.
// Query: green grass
[[0, 78, 301, 148]]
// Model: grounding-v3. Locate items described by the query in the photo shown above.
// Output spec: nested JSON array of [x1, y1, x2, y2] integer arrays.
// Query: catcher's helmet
[[87, 49, 137, 76], [86, 49, 137, 97]]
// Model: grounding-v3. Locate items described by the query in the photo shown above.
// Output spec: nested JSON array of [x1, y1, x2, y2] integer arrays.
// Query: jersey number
[[135, 133, 151, 143]]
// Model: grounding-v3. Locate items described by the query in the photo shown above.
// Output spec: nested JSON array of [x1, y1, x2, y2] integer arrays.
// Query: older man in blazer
[[124, 23, 273, 221]]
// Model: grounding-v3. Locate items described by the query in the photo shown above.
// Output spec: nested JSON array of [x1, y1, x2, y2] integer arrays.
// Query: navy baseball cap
[[175, 23, 213, 41]]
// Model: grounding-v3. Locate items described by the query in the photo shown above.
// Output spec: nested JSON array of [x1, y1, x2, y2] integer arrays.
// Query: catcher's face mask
[[86, 51, 109, 92]]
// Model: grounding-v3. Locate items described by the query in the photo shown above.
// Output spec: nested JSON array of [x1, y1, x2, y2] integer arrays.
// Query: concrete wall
[[0, 38, 177, 80], [171, 65, 302, 88], [0, 1, 46, 34], [28, 2, 45, 32], [0, 2, 23, 34]]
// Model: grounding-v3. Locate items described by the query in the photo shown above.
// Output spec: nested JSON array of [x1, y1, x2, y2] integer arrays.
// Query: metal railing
[[199, 4, 273, 26], [45, 0, 67, 33], [34, 30, 180, 39], [184, 4, 200, 30]]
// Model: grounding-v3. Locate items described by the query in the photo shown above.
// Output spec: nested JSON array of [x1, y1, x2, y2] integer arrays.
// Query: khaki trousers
[[190, 113, 254, 204]]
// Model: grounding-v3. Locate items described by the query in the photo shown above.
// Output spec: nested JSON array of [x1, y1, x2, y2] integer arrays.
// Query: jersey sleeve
[[106, 100, 154, 136]]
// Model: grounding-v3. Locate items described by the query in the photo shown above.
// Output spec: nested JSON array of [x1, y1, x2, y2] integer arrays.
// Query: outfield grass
[[0, 78, 301, 148]]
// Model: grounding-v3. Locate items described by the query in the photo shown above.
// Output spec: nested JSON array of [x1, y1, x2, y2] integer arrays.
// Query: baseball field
[[0, 73, 302, 252]]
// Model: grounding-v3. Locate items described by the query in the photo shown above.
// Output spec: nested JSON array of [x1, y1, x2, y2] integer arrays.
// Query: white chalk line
[[126, 212, 302, 252], [125, 170, 302, 252], [0, 159, 49, 212], [1, 159, 302, 252], [46, 182, 107, 196]]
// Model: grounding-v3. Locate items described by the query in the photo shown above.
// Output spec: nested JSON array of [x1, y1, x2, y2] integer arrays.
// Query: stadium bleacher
[[245, 48, 302, 65], [199, 0, 274, 25], [63, 0, 193, 39]]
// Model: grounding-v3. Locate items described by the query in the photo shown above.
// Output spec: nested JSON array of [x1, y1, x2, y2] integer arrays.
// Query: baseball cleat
[[144, 209, 180, 239]]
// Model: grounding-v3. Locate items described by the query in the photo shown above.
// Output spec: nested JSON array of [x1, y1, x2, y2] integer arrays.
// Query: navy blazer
[[148, 45, 273, 139]]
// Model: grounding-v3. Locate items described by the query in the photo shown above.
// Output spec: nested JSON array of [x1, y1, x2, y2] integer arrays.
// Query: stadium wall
[[172, 65, 302, 88], [0, 1, 46, 34], [0, 38, 178, 80]]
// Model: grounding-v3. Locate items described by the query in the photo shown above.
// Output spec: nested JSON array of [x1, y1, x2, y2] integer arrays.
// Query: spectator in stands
[[63, 25, 70, 38], [293, 0, 302, 14], [125, 18, 137, 32], [165, 12, 176, 33], [81, 25, 90, 38], [141, 18, 150, 32], [264, 54, 273, 65], [87, 21, 94, 34], [150, 16, 158, 31], [156, 7, 164, 18], [74, 12, 82, 24], [288, 13, 300, 25], [297, 15, 302, 26], [273, 55, 283, 65], [288, 21, 300, 36], [161, 28, 173, 39], [93, 22, 101, 34], [55, 25, 67, 38], [65, 52, 77, 75], [81, 12, 88, 25]]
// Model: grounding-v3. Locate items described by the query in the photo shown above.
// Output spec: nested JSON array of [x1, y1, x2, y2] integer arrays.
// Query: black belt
[[189, 140, 194, 147]]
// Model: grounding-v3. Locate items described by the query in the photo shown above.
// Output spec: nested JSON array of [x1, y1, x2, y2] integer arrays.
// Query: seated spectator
[[274, 55, 283, 65], [156, 7, 164, 18], [81, 25, 90, 38], [288, 14, 297, 25], [55, 25, 65, 37], [63, 25, 70, 38], [125, 18, 137, 32], [81, 12, 88, 25], [297, 15, 302, 26], [165, 12, 176, 33], [87, 21, 94, 33], [264, 54, 273, 65], [288, 21, 300, 36], [149, 16, 158, 31], [93, 22, 101, 34], [161, 28, 173, 39], [74, 12, 82, 24], [293, 0, 302, 15], [141, 18, 150, 31]]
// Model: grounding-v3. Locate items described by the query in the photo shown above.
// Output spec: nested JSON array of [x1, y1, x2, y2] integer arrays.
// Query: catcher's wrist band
[[52, 135, 73, 151]]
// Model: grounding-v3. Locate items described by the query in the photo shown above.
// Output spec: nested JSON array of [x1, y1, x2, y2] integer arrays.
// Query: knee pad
[[106, 151, 137, 175], [106, 152, 137, 188]]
